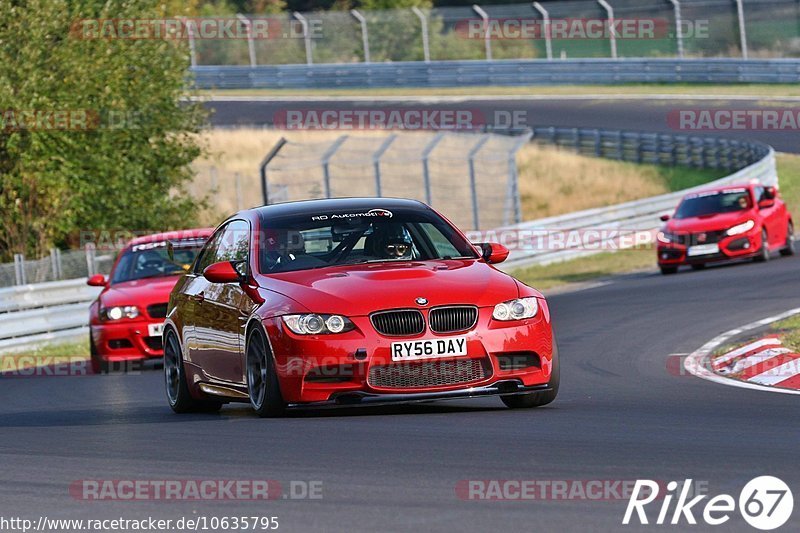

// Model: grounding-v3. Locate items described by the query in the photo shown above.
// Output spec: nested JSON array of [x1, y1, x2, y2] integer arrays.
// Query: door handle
[[190, 292, 205, 303]]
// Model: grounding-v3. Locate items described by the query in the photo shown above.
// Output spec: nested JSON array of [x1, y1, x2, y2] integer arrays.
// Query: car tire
[[89, 334, 109, 375], [690, 263, 706, 271], [246, 326, 286, 418], [660, 266, 678, 275], [164, 328, 222, 414], [501, 337, 559, 409], [780, 222, 795, 256], [755, 229, 770, 262]]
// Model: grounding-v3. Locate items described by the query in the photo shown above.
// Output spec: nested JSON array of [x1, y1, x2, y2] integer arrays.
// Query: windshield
[[258, 208, 478, 274], [674, 190, 751, 219], [111, 241, 202, 284]]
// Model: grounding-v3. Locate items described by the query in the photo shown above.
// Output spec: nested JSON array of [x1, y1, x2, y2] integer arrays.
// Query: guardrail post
[[237, 14, 257, 67], [13, 254, 26, 286], [594, 130, 602, 156], [85, 244, 96, 277], [532, 2, 553, 60], [50, 248, 63, 281], [472, 5, 493, 61], [350, 10, 370, 63], [506, 130, 533, 225], [468, 135, 491, 229], [293, 12, 313, 65], [735, 0, 749, 59], [235, 172, 243, 210], [181, 18, 197, 68], [597, 0, 618, 59], [321, 135, 349, 198], [421, 132, 446, 205], [260, 137, 288, 205], [411, 7, 431, 63], [372, 135, 397, 197], [668, 0, 685, 59]]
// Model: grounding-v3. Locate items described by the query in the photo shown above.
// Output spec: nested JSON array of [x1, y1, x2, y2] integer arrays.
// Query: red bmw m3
[[163, 198, 558, 416]]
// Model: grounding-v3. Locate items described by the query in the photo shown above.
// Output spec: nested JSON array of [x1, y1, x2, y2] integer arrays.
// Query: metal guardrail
[[191, 58, 800, 90], [0, 279, 100, 353]]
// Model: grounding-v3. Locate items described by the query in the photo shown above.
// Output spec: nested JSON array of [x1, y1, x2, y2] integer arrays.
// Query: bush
[[0, 0, 207, 261]]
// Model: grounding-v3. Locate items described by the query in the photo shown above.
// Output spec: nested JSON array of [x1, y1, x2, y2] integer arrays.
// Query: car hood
[[665, 211, 752, 233], [259, 259, 520, 316], [100, 276, 182, 307]]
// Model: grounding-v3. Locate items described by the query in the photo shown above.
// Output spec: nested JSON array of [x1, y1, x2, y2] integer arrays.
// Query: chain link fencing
[[260, 130, 531, 231], [0, 248, 115, 288], [191, 0, 800, 67]]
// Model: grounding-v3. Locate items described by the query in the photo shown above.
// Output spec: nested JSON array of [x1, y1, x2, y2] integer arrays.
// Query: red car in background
[[87, 229, 212, 373], [657, 183, 794, 274]]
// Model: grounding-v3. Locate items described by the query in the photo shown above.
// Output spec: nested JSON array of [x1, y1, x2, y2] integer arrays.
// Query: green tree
[[0, 0, 207, 261]]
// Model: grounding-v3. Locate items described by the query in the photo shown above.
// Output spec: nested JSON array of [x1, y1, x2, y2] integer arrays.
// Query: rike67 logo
[[623, 477, 794, 530]]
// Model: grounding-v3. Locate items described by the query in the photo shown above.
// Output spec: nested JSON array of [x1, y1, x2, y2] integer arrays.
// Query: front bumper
[[90, 321, 165, 361], [657, 228, 761, 266], [264, 306, 555, 404], [289, 380, 552, 408]]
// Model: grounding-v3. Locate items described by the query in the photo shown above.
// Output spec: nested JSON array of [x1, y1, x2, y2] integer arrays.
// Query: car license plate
[[147, 323, 165, 337], [687, 243, 719, 257], [391, 337, 468, 362]]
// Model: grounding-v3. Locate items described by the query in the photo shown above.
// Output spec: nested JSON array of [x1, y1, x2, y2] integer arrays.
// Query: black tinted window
[[258, 208, 477, 273]]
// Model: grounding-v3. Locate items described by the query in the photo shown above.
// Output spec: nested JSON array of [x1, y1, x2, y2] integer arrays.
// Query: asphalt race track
[[3, 254, 800, 532], [205, 96, 800, 154]]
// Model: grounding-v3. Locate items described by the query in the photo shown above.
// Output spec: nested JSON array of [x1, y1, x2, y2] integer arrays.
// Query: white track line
[[683, 307, 800, 395], [193, 95, 800, 103]]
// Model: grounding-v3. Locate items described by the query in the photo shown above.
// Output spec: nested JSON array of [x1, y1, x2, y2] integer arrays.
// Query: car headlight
[[657, 231, 678, 244], [726, 220, 755, 236], [492, 297, 539, 321], [100, 306, 140, 321], [282, 314, 355, 335]]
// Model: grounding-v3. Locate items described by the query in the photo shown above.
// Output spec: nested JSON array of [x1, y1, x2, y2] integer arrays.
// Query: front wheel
[[164, 329, 222, 414], [246, 326, 286, 418], [780, 222, 795, 256], [755, 229, 770, 262], [89, 334, 108, 374], [660, 266, 678, 275], [501, 338, 559, 409]]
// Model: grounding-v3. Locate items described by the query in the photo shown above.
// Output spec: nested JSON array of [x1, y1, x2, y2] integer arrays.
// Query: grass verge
[[512, 248, 654, 291], [0, 339, 89, 371], [198, 84, 800, 98]]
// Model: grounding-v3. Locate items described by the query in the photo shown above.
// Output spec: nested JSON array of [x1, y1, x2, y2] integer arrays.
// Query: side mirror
[[203, 261, 247, 284], [660, 214, 671, 222], [87, 274, 107, 287], [480, 242, 510, 264], [758, 198, 775, 209]]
